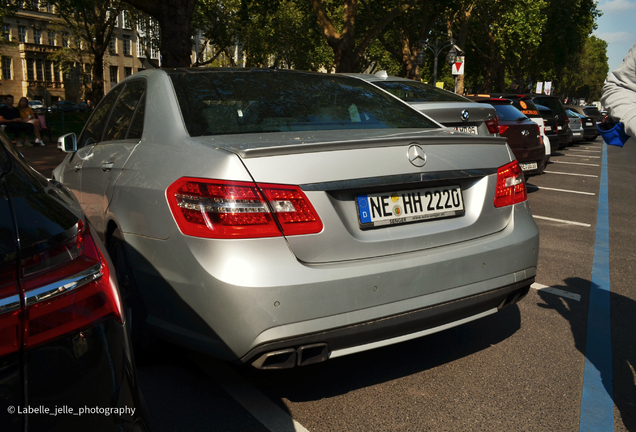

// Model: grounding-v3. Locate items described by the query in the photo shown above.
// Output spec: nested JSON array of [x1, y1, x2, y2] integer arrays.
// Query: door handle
[[101, 161, 114, 172]]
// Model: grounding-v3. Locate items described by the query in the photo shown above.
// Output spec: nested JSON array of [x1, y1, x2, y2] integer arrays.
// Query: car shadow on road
[[536, 277, 636, 431]]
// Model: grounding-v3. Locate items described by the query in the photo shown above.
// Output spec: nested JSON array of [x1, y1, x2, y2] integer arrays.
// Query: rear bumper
[[242, 278, 532, 368]]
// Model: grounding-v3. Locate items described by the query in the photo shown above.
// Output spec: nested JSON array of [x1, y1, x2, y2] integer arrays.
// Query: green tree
[[307, 0, 417, 72], [560, 36, 609, 101], [53, 0, 123, 103]]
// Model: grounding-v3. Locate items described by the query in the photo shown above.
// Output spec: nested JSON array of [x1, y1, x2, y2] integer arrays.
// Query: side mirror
[[57, 133, 77, 153]]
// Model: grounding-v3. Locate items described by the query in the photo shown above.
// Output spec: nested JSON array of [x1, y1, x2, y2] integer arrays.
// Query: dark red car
[[471, 98, 545, 175]]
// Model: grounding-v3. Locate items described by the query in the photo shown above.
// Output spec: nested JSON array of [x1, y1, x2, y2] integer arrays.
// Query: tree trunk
[[124, 0, 197, 67], [90, 53, 105, 103]]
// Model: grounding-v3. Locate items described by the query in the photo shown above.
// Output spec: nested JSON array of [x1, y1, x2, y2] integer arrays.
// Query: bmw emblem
[[461, 110, 470, 122]]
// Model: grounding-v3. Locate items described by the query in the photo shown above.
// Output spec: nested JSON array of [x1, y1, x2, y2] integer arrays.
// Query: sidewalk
[[19, 142, 67, 178]]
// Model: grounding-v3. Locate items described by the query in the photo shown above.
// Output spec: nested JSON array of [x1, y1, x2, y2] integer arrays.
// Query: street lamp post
[[416, 37, 459, 87]]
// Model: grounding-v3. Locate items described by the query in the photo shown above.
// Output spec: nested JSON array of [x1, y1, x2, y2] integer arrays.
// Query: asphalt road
[[22, 135, 636, 431]]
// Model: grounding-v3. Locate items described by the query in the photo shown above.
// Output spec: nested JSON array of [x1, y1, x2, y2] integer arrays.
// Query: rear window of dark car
[[512, 99, 541, 119], [372, 81, 469, 103], [492, 104, 528, 122], [169, 71, 438, 136], [583, 107, 601, 117], [532, 97, 565, 115]]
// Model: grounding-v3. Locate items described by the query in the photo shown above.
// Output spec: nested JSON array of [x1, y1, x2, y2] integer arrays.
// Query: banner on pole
[[535, 82, 543, 94], [544, 81, 552, 95]]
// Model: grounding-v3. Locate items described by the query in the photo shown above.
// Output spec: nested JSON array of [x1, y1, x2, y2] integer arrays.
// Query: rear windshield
[[493, 104, 527, 121], [583, 107, 601, 117], [169, 71, 437, 136], [372, 81, 469, 102], [512, 99, 541, 119], [532, 97, 565, 115]]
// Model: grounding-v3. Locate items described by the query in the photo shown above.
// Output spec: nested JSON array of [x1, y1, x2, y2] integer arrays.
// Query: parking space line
[[531, 283, 581, 301], [527, 185, 595, 196], [551, 161, 599, 167], [560, 154, 601, 159], [532, 215, 591, 227], [189, 353, 311, 432], [568, 150, 601, 153], [544, 171, 599, 178]]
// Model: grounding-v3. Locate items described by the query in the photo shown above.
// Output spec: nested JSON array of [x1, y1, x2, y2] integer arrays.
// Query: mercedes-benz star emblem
[[461, 109, 470, 122], [407, 144, 427, 167]]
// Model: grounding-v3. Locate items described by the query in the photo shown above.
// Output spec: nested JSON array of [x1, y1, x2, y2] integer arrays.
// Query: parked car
[[530, 95, 571, 149], [577, 112, 599, 141], [28, 99, 45, 114], [564, 105, 601, 141], [471, 97, 545, 175], [474, 94, 552, 164], [343, 71, 499, 136], [0, 131, 149, 430], [49, 101, 80, 113], [53, 68, 539, 369], [567, 109, 584, 143]]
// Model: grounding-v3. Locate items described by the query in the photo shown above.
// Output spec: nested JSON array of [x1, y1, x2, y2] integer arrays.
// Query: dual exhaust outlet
[[251, 343, 330, 370]]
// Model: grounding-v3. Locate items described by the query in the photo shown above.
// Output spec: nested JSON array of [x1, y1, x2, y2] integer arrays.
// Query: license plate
[[586, 122, 593, 126], [573, 132, 581, 136], [455, 126, 479, 135], [544, 126, 552, 131], [520, 162, 538, 171], [357, 186, 464, 227], [557, 126, 563, 130]]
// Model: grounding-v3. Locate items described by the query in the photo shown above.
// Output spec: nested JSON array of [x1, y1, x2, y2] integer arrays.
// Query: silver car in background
[[342, 71, 499, 136], [53, 69, 539, 369]]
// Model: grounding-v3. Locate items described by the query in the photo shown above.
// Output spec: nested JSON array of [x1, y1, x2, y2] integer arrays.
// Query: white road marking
[[189, 353, 311, 432], [544, 171, 598, 178], [551, 161, 599, 167], [527, 185, 595, 195], [532, 283, 581, 301], [560, 154, 601, 158], [568, 149, 601, 153], [532, 215, 592, 227]]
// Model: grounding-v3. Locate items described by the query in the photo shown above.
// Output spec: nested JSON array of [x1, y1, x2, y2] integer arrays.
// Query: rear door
[[78, 80, 146, 235]]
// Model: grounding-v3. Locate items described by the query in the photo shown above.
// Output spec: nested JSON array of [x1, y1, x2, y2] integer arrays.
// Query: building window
[[45, 60, 52, 82], [47, 3, 54, 13], [124, 67, 132, 77], [62, 34, 69, 47], [27, 59, 34, 80], [3, 25, 10, 41], [84, 63, 91, 83], [2, 57, 11, 80], [18, 26, 26, 43], [33, 28, 41, 44], [137, 36, 146, 58], [123, 10, 132, 29], [110, 66, 118, 84], [122, 34, 130, 56], [54, 62, 60, 82], [109, 36, 117, 53], [36, 59, 43, 81], [48, 31, 55, 45]]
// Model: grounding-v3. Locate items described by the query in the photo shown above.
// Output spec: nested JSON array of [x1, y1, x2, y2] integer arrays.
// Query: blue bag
[[597, 120, 630, 147]]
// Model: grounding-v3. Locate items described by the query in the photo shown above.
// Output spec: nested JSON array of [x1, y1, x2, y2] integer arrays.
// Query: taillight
[[167, 178, 323, 239], [498, 125, 509, 135], [485, 116, 499, 134], [494, 161, 527, 208], [1, 221, 122, 354]]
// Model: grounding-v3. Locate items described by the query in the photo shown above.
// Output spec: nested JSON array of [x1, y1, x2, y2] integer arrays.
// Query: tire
[[108, 228, 157, 363]]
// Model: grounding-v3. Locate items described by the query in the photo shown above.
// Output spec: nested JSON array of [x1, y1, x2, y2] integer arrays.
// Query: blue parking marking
[[579, 142, 614, 432]]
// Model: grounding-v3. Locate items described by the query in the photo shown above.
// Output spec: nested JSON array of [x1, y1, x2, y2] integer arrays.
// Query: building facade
[[0, 5, 159, 106]]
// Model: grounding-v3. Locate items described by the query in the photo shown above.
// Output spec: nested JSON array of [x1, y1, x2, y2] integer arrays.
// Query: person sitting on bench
[[0, 95, 35, 146]]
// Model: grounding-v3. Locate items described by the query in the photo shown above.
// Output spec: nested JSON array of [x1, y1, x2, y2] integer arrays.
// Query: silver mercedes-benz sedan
[[53, 68, 539, 369]]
